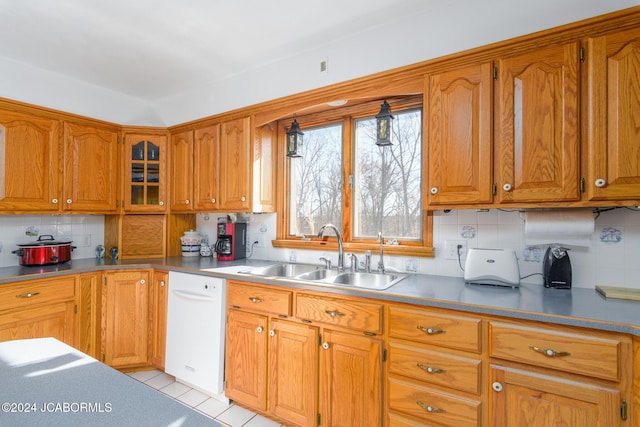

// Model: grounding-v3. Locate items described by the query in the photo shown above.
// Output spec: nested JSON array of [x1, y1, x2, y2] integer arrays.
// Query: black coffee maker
[[543, 244, 572, 289]]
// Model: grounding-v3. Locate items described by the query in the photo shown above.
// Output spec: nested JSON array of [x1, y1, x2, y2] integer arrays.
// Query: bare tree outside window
[[289, 124, 343, 236], [354, 109, 422, 239]]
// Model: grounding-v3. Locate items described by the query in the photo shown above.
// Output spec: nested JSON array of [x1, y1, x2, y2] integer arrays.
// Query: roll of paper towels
[[524, 209, 594, 247]]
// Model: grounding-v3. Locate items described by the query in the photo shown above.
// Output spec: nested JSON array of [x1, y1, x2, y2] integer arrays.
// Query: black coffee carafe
[[543, 245, 572, 289]]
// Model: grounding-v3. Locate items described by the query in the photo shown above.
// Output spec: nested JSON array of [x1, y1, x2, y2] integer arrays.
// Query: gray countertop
[[2, 256, 640, 336]]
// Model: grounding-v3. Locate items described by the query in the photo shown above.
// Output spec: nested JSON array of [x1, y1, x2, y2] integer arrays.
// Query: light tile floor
[[128, 369, 283, 427]]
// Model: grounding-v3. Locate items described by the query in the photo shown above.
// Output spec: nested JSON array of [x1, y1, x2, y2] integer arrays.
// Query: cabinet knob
[[241, 196, 246, 202], [160, 281, 165, 287], [16, 292, 40, 299], [430, 187, 439, 195], [139, 279, 146, 285], [417, 325, 446, 335], [325, 309, 345, 318], [417, 363, 446, 374], [322, 342, 330, 350], [492, 382, 503, 392], [159, 201, 165, 206], [211, 198, 216, 203], [257, 326, 263, 333], [52, 198, 59, 204], [185, 200, 190, 204], [66, 199, 72, 204], [595, 178, 606, 188], [416, 401, 446, 413], [269, 329, 275, 337], [529, 345, 571, 358], [503, 183, 512, 191]]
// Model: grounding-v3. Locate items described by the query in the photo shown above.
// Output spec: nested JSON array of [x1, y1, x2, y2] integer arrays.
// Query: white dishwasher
[[165, 272, 227, 402]]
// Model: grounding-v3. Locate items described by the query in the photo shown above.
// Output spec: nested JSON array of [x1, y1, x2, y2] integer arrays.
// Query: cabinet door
[[102, 270, 150, 367], [225, 309, 268, 410], [252, 122, 277, 212], [219, 117, 251, 211], [77, 272, 101, 359], [169, 130, 193, 211], [585, 27, 640, 201], [490, 365, 621, 426], [150, 270, 168, 369], [427, 62, 493, 205], [0, 302, 76, 346], [63, 122, 118, 212], [320, 329, 382, 427], [0, 110, 60, 211], [123, 134, 167, 212], [268, 319, 318, 427], [193, 124, 220, 211], [495, 43, 580, 203]]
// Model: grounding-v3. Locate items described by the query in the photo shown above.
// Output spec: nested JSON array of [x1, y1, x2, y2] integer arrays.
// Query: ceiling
[[0, 0, 432, 103]]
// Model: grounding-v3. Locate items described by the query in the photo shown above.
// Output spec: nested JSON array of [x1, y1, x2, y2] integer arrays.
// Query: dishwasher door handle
[[171, 289, 215, 302]]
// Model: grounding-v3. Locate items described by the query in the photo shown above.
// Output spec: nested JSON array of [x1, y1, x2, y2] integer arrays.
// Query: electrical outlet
[[254, 235, 265, 248], [444, 240, 467, 260]]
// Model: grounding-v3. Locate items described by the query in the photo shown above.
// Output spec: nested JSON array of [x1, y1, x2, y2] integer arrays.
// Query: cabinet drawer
[[227, 282, 292, 316], [389, 306, 481, 353], [295, 293, 382, 334], [389, 341, 481, 395], [489, 321, 622, 381], [388, 376, 480, 427], [0, 277, 76, 312]]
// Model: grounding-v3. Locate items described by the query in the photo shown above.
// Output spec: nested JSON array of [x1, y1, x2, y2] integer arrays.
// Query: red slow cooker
[[12, 235, 76, 266]]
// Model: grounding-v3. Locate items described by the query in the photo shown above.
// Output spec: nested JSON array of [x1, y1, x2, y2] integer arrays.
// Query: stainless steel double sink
[[237, 263, 405, 290]]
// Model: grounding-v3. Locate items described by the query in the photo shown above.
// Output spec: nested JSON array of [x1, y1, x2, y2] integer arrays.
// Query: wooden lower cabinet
[[77, 272, 101, 359], [319, 329, 383, 427], [101, 270, 150, 367], [150, 270, 168, 369], [0, 276, 77, 346], [225, 281, 383, 427], [490, 365, 621, 426]]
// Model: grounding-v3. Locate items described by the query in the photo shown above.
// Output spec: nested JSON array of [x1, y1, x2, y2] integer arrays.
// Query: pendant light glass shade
[[286, 118, 304, 158], [375, 100, 394, 146]]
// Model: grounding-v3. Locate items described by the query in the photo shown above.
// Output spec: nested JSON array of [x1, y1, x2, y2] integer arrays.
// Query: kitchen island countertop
[[1, 256, 639, 336]]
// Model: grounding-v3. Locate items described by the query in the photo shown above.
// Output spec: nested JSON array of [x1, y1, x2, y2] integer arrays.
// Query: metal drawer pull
[[249, 297, 264, 303], [417, 326, 446, 335], [16, 292, 40, 299], [416, 401, 446, 413], [529, 345, 571, 358], [325, 310, 345, 317], [417, 363, 446, 374]]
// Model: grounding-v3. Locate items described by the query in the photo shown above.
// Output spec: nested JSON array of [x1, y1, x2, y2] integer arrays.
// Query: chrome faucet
[[317, 224, 344, 272], [349, 253, 359, 272], [377, 232, 385, 273], [364, 250, 372, 273]]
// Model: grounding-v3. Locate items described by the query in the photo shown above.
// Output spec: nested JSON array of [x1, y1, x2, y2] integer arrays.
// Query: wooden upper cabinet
[[193, 124, 220, 211], [253, 122, 276, 212], [495, 42, 581, 203], [123, 133, 167, 212], [63, 122, 118, 212], [169, 130, 194, 211], [0, 110, 60, 211], [585, 27, 640, 201], [219, 117, 251, 211], [427, 62, 493, 205]]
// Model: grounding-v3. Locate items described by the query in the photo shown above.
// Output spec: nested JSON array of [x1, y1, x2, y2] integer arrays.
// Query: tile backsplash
[[1, 208, 637, 291], [0, 215, 105, 266], [197, 208, 640, 290]]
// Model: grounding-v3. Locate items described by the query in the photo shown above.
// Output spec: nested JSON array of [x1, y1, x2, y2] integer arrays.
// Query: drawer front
[[389, 306, 481, 353], [389, 341, 481, 395], [296, 293, 382, 334], [388, 376, 480, 427], [489, 321, 621, 381], [0, 277, 76, 311], [227, 281, 292, 316]]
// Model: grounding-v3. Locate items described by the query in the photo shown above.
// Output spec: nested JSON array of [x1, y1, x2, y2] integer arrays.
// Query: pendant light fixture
[[375, 100, 394, 146], [286, 117, 304, 158]]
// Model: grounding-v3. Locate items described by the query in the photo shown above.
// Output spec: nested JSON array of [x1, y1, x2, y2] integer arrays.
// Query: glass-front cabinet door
[[124, 134, 167, 212]]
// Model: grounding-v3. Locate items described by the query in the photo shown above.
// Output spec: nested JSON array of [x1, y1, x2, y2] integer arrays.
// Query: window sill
[[271, 239, 434, 258]]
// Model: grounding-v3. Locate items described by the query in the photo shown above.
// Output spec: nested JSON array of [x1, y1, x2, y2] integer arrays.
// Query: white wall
[[194, 208, 640, 290], [0, 1, 637, 126]]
